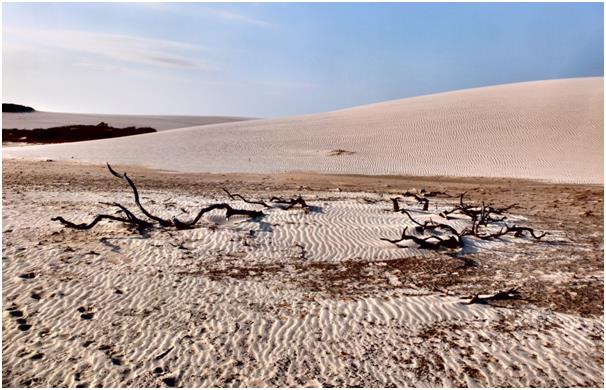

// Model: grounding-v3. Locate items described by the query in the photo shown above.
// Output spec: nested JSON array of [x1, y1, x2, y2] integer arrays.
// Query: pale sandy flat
[[2, 160, 603, 387], [3, 77, 603, 183], [2, 111, 252, 131]]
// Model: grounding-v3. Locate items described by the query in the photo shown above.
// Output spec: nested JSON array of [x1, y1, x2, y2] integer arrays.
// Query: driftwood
[[51, 215, 133, 230], [463, 288, 522, 305], [107, 163, 173, 227], [99, 202, 154, 228], [222, 188, 270, 208], [171, 204, 264, 230], [382, 192, 546, 251], [392, 190, 450, 212], [383, 219, 547, 250], [474, 225, 548, 241], [52, 164, 266, 231], [440, 193, 517, 224], [400, 209, 461, 236], [420, 189, 450, 198], [391, 197, 401, 212], [222, 188, 309, 211], [380, 226, 460, 250], [269, 196, 308, 210], [403, 191, 429, 211]]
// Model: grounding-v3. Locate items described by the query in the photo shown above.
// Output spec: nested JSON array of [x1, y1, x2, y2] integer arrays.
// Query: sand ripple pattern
[[4, 78, 603, 183], [3, 189, 603, 387]]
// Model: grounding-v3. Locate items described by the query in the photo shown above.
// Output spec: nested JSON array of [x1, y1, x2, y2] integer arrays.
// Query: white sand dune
[[3, 77, 603, 183], [2, 111, 252, 131]]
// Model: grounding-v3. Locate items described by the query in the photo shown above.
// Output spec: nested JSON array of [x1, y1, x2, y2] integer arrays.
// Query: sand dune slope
[[4, 78, 603, 183], [2, 111, 251, 131]]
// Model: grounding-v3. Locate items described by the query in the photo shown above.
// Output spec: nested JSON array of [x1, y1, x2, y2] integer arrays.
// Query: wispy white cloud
[[207, 9, 270, 27], [4, 27, 212, 69], [256, 80, 319, 90], [135, 3, 270, 28]]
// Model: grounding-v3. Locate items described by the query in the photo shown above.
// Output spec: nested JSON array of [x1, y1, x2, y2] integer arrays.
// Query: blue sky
[[3, 2, 603, 117]]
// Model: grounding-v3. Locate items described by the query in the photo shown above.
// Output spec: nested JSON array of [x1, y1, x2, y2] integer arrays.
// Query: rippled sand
[[4, 77, 603, 183], [2, 161, 603, 387]]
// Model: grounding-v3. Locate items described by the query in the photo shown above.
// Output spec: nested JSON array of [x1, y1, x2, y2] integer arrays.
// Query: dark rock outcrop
[[3, 103, 35, 113], [3, 122, 156, 144]]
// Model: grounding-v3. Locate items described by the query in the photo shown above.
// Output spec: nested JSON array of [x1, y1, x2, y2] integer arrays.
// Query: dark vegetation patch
[[182, 248, 603, 317], [3, 103, 35, 113], [3, 122, 156, 144]]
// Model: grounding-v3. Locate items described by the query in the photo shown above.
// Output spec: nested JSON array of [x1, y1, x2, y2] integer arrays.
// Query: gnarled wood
[[99, 202, 154, 228], [385, 194, 547, 252], [403, 191, 429, 211], [391, 197, 401, 212], [381, 226, 460, 250], [464, 288, 522, 305], [222, 188, 270, 208], [269, 196, 308, 210], [107, 163, 173, 227], [420, 190, 450, 198], [53, 164, 267, 231], [51, 215, 132, 230], [172, 204, 264, 230]]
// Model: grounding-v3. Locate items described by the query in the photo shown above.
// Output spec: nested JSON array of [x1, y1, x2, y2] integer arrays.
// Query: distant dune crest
[[3, 78, 603, 184]]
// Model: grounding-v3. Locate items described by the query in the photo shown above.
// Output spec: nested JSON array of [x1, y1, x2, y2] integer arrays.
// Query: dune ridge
[[3, 77, 603, 183]]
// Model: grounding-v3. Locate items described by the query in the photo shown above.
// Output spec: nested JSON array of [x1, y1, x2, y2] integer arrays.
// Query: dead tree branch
[[53, 164, 268, 231], [464, 288, 522, 305], [222, 188, 270, 208], [380, 226, 460, 250], [391, 197, 401, 212], [172, 204, 264, 230], [51, 215, 133, 230], [472, 225, 548, 241], [99, 202, 154, 228], [400, 209, 462, 237], [222, 187, 309, 211], [269, 196, 308, 210], [403, 191, 429, 211], [384, 193, 547, 252], [420, 190, 450, 198], [107, 163, 172, 227]]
